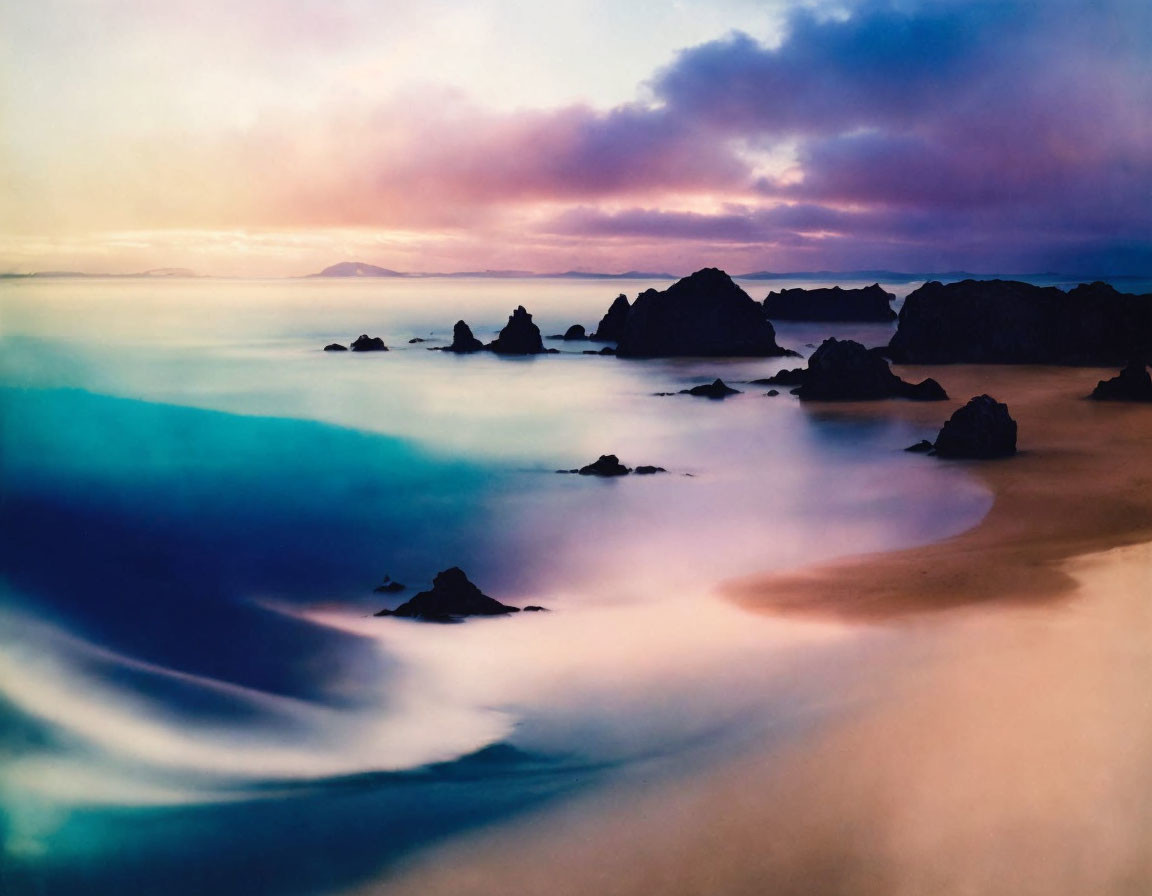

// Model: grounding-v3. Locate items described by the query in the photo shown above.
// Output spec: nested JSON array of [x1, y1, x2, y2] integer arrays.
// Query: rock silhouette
[[750, 368, 806, 386], [634, 465, 667, 474], [763, 284, 897, 322], [350, 334, 388, 352], [578, 454, 631, 476], [444, 320, 485, 353], [323, 343, 347, 351], [933, 395, 1017, 459], [550, 324, 588, 340], [797, 338, 947, 401], [680, 379, 741, 398], [887, 279, 1152, 364], [1090, 360, 1152, 401], [376, 567, 519, 621], [614, 268, 792, 358], [489, 306, 546, 354], [590, 294, 631, 341]]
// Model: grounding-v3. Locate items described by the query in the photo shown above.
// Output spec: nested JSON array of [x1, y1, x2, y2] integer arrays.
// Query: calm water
[[0, 276, 992, 894]]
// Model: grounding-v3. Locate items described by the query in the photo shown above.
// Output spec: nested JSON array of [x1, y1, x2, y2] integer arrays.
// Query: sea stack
[[763, 284, 897, 322], [590, 294, 631, 342], [444, 320, 485, 353], [489, 306, 546, 354], [933, 395, 1018, 458], [375, 567, 520, 621], [615, 268, 792, 358]]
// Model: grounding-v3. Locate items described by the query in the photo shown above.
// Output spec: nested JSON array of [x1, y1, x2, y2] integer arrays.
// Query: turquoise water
[[0, 277, 992, 894]]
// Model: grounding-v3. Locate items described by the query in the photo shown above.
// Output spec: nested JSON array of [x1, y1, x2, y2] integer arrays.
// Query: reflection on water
[[0, 277, 991, 895]]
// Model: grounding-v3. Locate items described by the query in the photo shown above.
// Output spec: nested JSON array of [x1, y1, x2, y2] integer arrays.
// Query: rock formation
[[444, 320, 485, 353], [589, 294, 631, 341], [1090, 360, 1152, 401], [375, 567, 519, 621], [350, 334, 388, 352], [763, 283, 897, 321], [933, 395, 1017, 458], [489, 306, 546, 354], [796, 338, 947, 401], [323, 343, 347, 351], [550, 324, 588, 340], [680, 379, 741, 398]]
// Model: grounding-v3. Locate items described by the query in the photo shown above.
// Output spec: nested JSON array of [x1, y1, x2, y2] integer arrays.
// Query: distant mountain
[[309, 261, 408, 278], [737, 270, 983, 282], [547, 270, 676, 279], [18, 267, 200, 279]]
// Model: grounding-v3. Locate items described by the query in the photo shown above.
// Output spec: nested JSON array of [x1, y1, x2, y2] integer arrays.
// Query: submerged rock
[[797, 338, 947, 401], [904, 440, 935, 453], [323, 343, 348, 352], [633, 465, 667, 474], [764, 389, 780, 397], [933, 395, 1017, 459], [376, 567, 519, 621], [615, 269, 793, 358], [350, 334, 388, 352], [763, 283, 897, 322], [578, 454, 631, 476], [1090, 360, 1152, 401], [408, 337, 428, 344], [887, 279, 1152, 365], [444, 320, 485, 353], [590, 294, 631, 342], [680, 378, 742, 398], [550, 324, 588, 340], [489, 306, 546, 354]]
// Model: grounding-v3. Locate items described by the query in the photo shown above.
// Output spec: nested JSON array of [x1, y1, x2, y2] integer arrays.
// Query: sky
[[1, 0, 1150, 276]]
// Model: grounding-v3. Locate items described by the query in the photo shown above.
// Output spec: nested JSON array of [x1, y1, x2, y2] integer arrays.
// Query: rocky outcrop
[[550, 324, 588, 340], [750, 368, 805, 386], [614, 269, 793, 358], [556, 454, 666, 476], [887, 280, 1152, 365], [796, 338, 947, 401], [590, 294, 631, 341], [444, 320, 484, 353], [763, 283, 897, 321], [933, 395, 1017, 458], [1090, 361, 1152, 401], [375, 567, 519, 621], [324, 343, 348, 351], [680, 379, 741, 398], [634, 465, 667, 474], [489, 306, 546, 354], [350, 334, 388, 352]]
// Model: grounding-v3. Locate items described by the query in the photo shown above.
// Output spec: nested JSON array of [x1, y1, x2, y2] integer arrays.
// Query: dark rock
[[578, 454, 631, 476], [1090, 360, 1152, 401], [378, 567, 519, 621], [797, 338, 948, 402], [763, 283, 897, 322], [615, 269, 793, 358], [489, 306, 546, 354], [789, 388, 802, 395], [764, 389, 780, 396], [408, 337, 428, 343], [680, 378, 741, 398], [590, 294, 631, 341], [933, 395, 1017, 459], [522, 605, 549, 612], [634, 465, 667, 474], [324, 343, 348, 352], [373, 577, 406, 593], [750, 368, 806, 386], [350, 334, 388, 352], [887, 280, 1152, 365], [550, 324, 587, 340], [904, 440, 935, 453], [444, 320, 485, 353]]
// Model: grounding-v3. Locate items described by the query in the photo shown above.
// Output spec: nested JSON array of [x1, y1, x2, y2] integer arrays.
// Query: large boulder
[[489, 306, 546, 354], [615, 268, 792, 358], [763, 284, 897, 322], [376, 567, 519, 621], [933, 395, 1017, 459], [444, 320, 485, 353], [1090, 360, 1152, 401], [350, 334, 388, 352], [797, 338, 947, 401], [590, 294, 631, 341], [887, 280, 1152, 365]]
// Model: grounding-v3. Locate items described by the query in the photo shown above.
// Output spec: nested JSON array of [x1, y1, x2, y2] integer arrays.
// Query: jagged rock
[[750, 368, 806, 386], [489, 306, 546, 354], [444, 320, 484, 353], [376, 567, 519, 621], [590, 294, 631, 341], [797, 338, 948, 401], [634, 465, 667, 474], [888, 280, 1152, 365], [578, 454, 631, 476], [350, 334, 388, 352], [324, 343, 348, 352], [615, 269, 793, 358], [680, 379, 741, 398], [549, 324, 588, 340], [1090, 360, 1152, 401], [763, 284, 897, 322], [933, 395, 1017, 459], [904, 440, 935, 453]]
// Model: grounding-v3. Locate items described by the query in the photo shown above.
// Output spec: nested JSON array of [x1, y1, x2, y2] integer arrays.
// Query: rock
[[750, 368, 806, 386], [350, 334, 388, 352], [408, 337, 428, 344], [615, 269, 793, 358], [764, 389, 780, 396], [763, 283, 897, 322], [933, 395, 1017, 459], [680, 378, 741, 398], [550, 324, 587, 340], [580, 346, 615, 356], [377, 567, 519, 621], [904, 440, 935, 453], [444, 320, 485, 353], [323, 343, 348, 351], [590, 294, 631, 341], [489, 306, 546, 354], [887, 280, 1152, 365], [578, 454, 631, 476], [1090, 360, 1152, 401], [633, 465, 667, 474], [523, 605, 549, 612], [373, 576, 406, 593], [797, 338, 948, 401]]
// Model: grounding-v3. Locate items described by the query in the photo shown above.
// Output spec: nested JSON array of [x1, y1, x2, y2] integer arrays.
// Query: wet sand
[[350, 365, 1152, 896]]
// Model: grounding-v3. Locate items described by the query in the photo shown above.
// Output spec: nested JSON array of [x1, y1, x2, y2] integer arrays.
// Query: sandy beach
[[353, 364, 1152, 896]]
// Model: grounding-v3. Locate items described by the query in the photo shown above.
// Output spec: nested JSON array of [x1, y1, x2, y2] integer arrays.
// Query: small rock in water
[[376, 567, 519, 621], [350, 334, 388, 352], [408, 337, 428, 344], [373, 576, 406, 593], [904, 440, 935, 453], [764, 389, 780, 397], [522, 605, 549, 612], [680, 379, 741, 398], [578, 454, 631, 476], [633, 465, 667, 475], [324, 343, 348, 352], [444, 320, 485, 353]]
